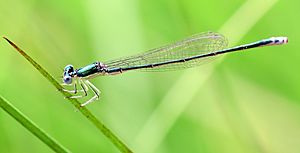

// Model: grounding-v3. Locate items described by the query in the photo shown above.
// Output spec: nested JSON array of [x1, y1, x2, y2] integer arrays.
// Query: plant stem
[[3, 37, 133, 153], [0, 96, 70, 153]]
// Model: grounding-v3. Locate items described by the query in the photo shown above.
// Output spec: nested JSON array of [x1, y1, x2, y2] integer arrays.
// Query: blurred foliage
[[0, 0, 299, 153]]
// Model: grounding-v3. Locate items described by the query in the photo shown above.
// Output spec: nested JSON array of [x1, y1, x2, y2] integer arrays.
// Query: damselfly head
[[63, 64, 75, 84]]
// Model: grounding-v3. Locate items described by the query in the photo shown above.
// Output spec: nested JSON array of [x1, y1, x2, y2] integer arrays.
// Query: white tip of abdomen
[[269, 37, 288, 45]]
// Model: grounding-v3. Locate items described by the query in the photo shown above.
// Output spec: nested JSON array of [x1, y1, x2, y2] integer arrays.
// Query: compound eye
[[64, 65, 74, 73], [63, 75, 72, 84]]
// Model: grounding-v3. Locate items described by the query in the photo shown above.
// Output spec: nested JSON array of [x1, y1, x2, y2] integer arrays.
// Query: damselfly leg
[[80, 80, 100, 107], [62, 79, 100, 106], [61, 79, 85, 94]]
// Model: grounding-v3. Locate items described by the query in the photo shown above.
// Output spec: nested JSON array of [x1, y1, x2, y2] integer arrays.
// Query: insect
[[61, 32, 288, 106]]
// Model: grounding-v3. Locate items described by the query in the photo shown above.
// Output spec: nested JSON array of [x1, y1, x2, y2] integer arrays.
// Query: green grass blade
[[3, 37, 133, 153], [0, 95, 70, 153]]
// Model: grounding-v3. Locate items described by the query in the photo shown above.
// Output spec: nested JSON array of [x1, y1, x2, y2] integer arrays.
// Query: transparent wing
[[104, 31, 228, 72]]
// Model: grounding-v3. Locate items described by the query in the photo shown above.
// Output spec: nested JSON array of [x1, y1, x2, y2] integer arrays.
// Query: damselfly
[[61, 32, 288, 106]]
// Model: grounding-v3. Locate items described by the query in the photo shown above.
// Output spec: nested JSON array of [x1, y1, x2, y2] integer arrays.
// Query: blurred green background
[[0, 0, 299, 152]]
